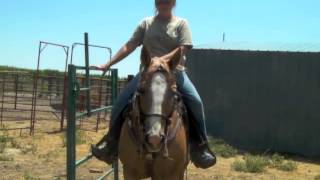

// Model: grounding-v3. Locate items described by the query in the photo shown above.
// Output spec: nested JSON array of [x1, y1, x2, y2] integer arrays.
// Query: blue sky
[[1, 0, 319, 77]]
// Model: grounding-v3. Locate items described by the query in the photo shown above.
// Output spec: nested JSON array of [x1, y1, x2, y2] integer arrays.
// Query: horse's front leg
[[152, 171, 185, 180], [123, 165, 142, 180]]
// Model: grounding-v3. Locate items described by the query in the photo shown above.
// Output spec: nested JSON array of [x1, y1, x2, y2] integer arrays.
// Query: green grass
[[275, 161, 297, 171], [0, 65, 63, 77], [232, 153, 298, 173], [208, 137, 238, 158], [270, 153, 285, 166], [232, 159, 248, 172], [245, 155, 270, 173], [0, 135, 8, 153], [314, 174, 320, 180], [0, 126, 13, 153], [269, 153, 297, 172], [23, 171, 40, 180], [232, 155, 270, 173], [0, 154, 14, 161]]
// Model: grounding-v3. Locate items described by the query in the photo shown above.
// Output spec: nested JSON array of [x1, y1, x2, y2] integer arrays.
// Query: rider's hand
[[91, 63, 111, 76]]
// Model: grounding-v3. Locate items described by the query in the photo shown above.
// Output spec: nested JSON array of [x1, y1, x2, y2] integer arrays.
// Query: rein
[[128, 88, 183, 159]]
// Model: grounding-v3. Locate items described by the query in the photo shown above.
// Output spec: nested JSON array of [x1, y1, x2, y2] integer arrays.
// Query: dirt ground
[[1, 118, 320, 180]]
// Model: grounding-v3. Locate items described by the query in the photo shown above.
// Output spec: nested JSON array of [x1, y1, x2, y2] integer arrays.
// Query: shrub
[[314, 174, 320, 180], [208, 137, 238, 158], [23, 171, 40, 180], [232, 159, 247, 172], [269, 153, 297, 172], [0, 135, 8, 153], [244, 155, 270, 173], [269, 153, 284, 168], [276, 161, 297, 171], [0, 135, 13, 153], [0, 154, 14, 161], [232, 155, 269, 173]]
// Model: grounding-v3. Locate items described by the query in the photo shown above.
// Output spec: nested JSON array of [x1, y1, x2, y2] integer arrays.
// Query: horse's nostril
[[147, 134, 162, 147]]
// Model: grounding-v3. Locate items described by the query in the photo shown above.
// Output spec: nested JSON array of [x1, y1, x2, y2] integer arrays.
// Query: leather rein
[[127, 79, 184, 159]]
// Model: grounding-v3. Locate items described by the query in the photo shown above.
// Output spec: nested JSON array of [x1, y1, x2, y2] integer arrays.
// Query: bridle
[[131, 68, 182, 158], [137, 68, 179, 123]]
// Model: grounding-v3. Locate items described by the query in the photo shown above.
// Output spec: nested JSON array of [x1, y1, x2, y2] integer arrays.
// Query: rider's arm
[[105, 42, 138, 67], [100, 19, 146, 70]]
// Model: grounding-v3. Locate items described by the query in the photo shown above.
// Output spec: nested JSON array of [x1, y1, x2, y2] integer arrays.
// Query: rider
[[92, 0, 216, 169]]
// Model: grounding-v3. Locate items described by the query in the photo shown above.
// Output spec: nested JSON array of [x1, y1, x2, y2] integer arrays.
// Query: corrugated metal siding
[[196, 42, 320, 53], [186, 49, 320, 157]]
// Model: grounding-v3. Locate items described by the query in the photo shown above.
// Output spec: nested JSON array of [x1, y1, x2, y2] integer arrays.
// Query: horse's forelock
[[140, 59, 177, 92]]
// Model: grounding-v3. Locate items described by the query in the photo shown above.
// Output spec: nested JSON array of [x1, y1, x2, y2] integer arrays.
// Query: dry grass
[[314, 174, 320, 180], [0, 116, 319, 179]]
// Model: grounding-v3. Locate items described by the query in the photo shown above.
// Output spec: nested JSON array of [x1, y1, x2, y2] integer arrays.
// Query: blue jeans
[[110, 71, 208, 141]]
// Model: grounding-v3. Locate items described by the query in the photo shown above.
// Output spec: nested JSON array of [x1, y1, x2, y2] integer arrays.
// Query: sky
[[1, 0, 319, 77]]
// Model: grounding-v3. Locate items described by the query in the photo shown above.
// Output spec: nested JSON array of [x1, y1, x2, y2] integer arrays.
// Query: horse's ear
[[168, 47, 182, 70], [141, 46, 151, 67]]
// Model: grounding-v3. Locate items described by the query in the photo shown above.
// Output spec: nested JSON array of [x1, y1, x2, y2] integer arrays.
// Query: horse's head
[[137, 47, 181, 152]]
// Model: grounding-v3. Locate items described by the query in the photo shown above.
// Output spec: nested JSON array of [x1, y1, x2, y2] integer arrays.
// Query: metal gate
[[66, 33, 119, 180]]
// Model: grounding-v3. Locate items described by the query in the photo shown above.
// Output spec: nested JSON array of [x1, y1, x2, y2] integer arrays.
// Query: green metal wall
[[186, 49, 320, 157]]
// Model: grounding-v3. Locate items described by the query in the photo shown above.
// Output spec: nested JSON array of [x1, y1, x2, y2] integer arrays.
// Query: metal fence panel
[[186, 49, 320, 157]]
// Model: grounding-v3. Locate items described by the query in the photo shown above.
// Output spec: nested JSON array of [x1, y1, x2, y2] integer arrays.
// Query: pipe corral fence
[[186, 48, 320, 158], [65, 33, 120, 180], [0, 32, 130, 179], [0, 40, 129, 135], [67, 64, 119, 180]]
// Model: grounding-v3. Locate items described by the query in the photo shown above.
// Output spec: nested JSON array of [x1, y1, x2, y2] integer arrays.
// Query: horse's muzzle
[[146, 134, 164, 152]]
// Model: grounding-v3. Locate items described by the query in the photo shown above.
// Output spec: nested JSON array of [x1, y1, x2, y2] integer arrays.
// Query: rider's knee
[[184, 93, 203, 108]]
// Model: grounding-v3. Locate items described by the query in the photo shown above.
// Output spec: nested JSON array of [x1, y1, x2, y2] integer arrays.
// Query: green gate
[[66, 64, 119, 180], [66, 33, 119, 180]]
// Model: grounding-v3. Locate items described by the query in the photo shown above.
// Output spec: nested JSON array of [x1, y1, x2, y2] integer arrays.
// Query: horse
[[118, 47, 189, 180]]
